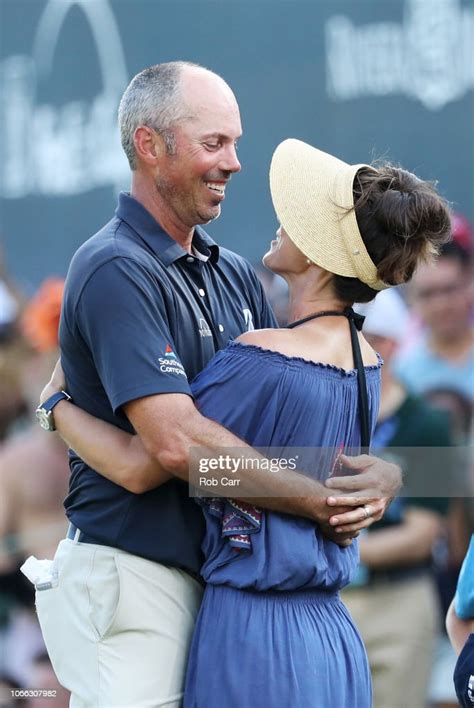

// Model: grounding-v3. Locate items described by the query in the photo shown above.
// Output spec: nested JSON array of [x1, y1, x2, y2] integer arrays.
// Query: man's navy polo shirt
[[60, 192, 277, 574]]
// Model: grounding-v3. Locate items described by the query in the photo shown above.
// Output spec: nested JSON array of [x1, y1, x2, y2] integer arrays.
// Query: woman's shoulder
[[235, 328, 381, 372], [234, 328, 289, 349], [233, 329, 307, 365]]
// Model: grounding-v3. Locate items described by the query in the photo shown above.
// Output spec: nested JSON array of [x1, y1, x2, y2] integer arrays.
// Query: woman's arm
[[40, 363, 171, 493]]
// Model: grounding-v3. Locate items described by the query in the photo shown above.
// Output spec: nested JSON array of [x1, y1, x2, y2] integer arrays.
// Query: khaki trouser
[[35, 538, 203, 707], [342, 574, 439, 708]]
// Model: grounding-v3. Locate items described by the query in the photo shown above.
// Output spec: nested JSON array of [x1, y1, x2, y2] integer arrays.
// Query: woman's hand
[[39, 358, 66, 405]]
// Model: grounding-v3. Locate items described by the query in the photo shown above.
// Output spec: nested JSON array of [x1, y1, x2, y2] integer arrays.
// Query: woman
[[40, 140, 451, 706]]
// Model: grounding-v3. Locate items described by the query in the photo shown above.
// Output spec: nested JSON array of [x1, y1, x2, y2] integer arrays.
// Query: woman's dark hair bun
[[333, 164, 452, 303]]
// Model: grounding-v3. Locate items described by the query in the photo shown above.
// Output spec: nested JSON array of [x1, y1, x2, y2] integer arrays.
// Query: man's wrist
[[39, 383, 61, 406], [302, 482, 330, 522], [36, 390, 72, 431]]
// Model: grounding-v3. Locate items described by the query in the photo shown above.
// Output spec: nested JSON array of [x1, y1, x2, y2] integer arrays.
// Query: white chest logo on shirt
[[198, 318, 212, 338], [468, 674, 474, 703], [242, 309, 254, 331]]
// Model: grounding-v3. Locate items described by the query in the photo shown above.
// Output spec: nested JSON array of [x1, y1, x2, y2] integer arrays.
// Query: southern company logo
[[165, 344, 177, 358], [159, 345, 186, 378]]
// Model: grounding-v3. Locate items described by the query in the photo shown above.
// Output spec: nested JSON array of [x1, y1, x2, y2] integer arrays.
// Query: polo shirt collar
[[115, 192, 220, 266]]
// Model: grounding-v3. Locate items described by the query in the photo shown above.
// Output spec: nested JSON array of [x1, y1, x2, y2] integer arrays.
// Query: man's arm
[[41, 366, 397, 542], [124, 392, 397, 536], [124, 393, 331, 514], [42, 374, 344, 523]]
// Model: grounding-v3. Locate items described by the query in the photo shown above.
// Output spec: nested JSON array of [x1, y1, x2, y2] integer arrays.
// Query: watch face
[[36, 407, 54, 431]]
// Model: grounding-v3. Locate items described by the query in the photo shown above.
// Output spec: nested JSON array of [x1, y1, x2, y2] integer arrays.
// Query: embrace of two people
[[29, 62, 451, 707]]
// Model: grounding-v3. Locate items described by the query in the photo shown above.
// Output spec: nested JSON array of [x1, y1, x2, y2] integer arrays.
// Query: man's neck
[[130, 175, 194, 251]]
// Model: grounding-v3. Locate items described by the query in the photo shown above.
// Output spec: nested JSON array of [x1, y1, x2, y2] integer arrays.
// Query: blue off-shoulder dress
[[184, 340, 382, 708]]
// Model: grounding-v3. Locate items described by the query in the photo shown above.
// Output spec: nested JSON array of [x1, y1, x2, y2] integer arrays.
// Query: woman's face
[[262, 226, 308, 276]]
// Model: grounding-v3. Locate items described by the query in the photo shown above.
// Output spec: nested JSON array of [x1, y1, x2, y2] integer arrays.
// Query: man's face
[[154, 69, 242, 229], [410, 257, 471, 338]]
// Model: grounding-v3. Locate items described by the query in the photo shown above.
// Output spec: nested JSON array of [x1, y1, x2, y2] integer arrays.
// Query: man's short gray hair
[[118, 61, 203, 170]]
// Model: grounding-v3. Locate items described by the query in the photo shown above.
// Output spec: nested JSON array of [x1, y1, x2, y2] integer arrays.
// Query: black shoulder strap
[[287, 307, 371, 451], [344, 308, 371, 451]]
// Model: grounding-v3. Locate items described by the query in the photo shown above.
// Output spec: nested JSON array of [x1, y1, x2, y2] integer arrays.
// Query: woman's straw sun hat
[[269, 139, 388, 290]]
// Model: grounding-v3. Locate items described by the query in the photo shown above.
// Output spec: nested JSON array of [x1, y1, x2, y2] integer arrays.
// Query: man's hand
[[327, 454, 402, 497], [39, 358, 66, 405], [323, 454, 402, 534]]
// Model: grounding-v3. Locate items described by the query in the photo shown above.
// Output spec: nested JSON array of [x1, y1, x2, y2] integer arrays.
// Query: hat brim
[[269, 139, 377, 282]]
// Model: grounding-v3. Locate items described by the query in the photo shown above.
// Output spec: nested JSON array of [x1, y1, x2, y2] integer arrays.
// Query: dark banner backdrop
[[0, 0, 473, 289]]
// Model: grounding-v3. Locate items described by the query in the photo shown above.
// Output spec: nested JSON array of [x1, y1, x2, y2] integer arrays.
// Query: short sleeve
[[76, 258, 192, 412]]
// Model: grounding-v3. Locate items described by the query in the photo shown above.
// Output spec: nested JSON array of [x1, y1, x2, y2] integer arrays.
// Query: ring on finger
[[362, 504, 371, 520]]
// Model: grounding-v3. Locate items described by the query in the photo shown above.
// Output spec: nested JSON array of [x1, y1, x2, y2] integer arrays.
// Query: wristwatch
[[35, 390, 72, 431]]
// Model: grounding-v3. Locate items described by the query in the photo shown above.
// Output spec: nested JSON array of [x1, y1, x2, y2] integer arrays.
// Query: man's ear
[[133, 126, 167, 166]]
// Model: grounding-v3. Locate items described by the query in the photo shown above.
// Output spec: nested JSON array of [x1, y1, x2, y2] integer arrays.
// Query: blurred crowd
[[0, 213, 472, 708], [0, 271, 70, 707]]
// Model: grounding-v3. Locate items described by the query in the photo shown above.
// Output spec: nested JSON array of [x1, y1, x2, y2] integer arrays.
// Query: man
[[395, 240, 473, 401], [34, 62, 400, 707]]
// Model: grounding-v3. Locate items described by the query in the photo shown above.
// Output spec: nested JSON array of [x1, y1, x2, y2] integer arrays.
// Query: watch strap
[[36, 390, 72, 431], [41, 390, 72, 411]]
